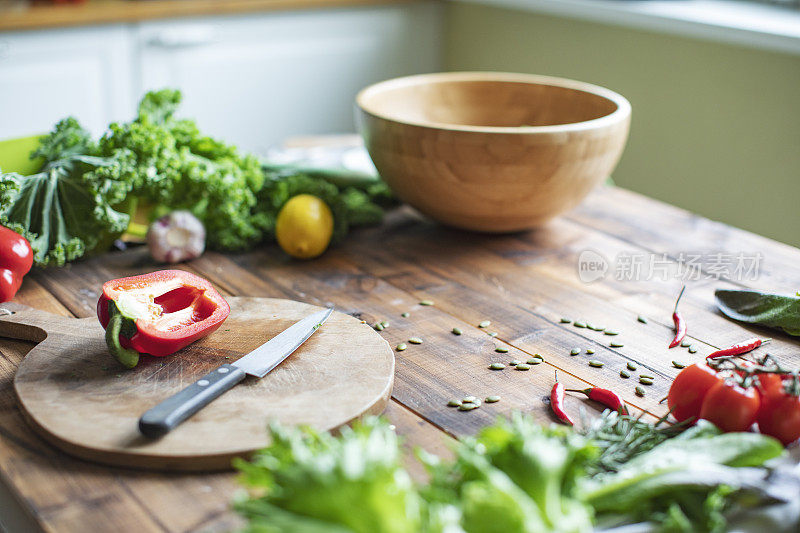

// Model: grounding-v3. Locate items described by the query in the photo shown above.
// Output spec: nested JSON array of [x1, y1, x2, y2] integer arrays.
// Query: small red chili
[[668, 286, 687, 349], [706, 338, 770, 360], [566, 387, 628, 415], [550, 372, 574, 426]]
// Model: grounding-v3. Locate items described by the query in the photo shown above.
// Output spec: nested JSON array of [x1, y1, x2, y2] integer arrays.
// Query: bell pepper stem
[[105, 308, 140, 369]]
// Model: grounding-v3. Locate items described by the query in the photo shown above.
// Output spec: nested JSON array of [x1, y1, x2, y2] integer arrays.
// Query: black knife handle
[[139, 364, 247, 438]]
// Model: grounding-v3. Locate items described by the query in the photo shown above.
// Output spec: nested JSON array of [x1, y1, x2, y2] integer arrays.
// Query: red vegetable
[[550, 374, 574, 426], [699, 380, 760, 433], [706, 338, 769, 360], [0, 225, 33, 303], [667, 363, 723, 423], [566, 387, 628, 415], [757, 388, 800, 446], [668, 285, 687, 348], [97, 270, 230, 368]]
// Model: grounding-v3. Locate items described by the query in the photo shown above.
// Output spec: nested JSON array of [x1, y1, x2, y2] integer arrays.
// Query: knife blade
[[138, 307, 334, 438]]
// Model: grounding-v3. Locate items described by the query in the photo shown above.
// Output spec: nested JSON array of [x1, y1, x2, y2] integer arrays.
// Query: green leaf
[[715, 289, 800, 336]]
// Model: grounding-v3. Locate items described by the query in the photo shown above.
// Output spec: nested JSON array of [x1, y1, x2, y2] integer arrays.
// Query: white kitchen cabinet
[[0, 25, 135, 139], [136, 4, 442, 154]]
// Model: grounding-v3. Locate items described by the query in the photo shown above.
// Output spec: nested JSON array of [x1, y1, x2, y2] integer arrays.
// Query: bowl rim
[[356, 71, 631, 134]]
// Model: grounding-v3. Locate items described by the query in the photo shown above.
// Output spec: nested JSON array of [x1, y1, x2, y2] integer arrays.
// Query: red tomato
[[667, 363, 723, 423], [757, 392, 800, 446], [0, 226, 33, 303], [699, 380, 760, 432]]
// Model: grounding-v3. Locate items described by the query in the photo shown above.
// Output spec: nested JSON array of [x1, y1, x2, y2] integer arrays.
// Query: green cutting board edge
[[0, 135, 44, 175]]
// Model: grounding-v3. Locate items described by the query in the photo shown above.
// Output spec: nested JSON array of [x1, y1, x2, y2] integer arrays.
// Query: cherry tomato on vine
[[667, 363, 723, 423], [757, 392, 800, 446], [699, 380, 760, 433]]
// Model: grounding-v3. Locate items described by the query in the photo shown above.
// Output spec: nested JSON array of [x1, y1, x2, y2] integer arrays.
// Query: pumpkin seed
[[374, 323, 384, 331], [681, 339, 692, 347], [627, 362, 638, 371], [458, 403, 479, 411], [637, 315, 648, 324], [532, 354, 544, 360], [510, 359, 522, 366], [604, 330, 619, 336], [515, 364, 531, 371], [396, 343, 407, 351], [610, 342, 624, 348], [526, 358, 542, 365], [401, 312, 410, 318], [639, 377, 654, 385], [381, 321, 390, 328], [588, 360, 605, 368], [639, 374, 655, 380], [495, 346, 509, 353], [620, 370, 630, 378], [408, 337, 423, 344], [452, 327, 463, 336], [462, 396, 478, 404], [479, 320, 491, 328], [419, 300, 434, 306], [447, 400, 462, 407], [485, 395, 501, 403], [586, 349, 595, 355], [590, 325, 606, 332], [672, 361, 686, 369], [688, 345, 698, 354], [488, 331, 498, 337], [570, 348, 581, 356], [635, 386, 646, 397], [560, 318, 572, 323], [586, 323, 597, 330], [489, 363, 506, 370], [574, 321, 587, 328]]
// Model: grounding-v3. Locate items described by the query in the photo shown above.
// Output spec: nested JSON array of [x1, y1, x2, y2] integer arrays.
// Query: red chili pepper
[[550, 372, 574, 425], [97, 270, 230, 369], [706, 338, 770, 360], [566, 387, 628, 415], [0, 225, 33, 303], [668, 286, 687, 349]]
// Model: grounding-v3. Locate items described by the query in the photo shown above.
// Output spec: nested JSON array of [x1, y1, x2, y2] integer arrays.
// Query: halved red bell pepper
[[97, 270, 230, 368]]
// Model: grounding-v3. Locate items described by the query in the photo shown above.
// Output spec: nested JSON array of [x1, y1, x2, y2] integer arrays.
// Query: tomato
[[699, 380, 760, 432], [757, 392, 800, 446], [667, 363, 724, 423]]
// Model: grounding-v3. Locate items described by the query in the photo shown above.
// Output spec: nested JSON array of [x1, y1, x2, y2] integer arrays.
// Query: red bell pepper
[[97, 270, 230, 368], [0, 225, 33, 303]]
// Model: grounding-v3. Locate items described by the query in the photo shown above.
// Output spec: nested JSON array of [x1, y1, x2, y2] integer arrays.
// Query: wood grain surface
[[1, 298, 394, 471], [0, 183, 798, 532]]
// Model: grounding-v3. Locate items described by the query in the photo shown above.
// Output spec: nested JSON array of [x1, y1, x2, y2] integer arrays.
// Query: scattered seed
[[419, 300, 434, 306], [688, 345, 698, 354], [360, 320, 367, 324], [627, 362, 638, 371], [374, 323, 384, 331], [527, 358, 542, 365], [381, 321, 390, 328], [495, 346, 509, 353], [458, 403, 479, 411], [489, 363, 506, 370], [478, 320, 491, 328], [532, 353, 544, 360], [515, 364, 531, 371], [672, 361, 686, 369], [588, 360, 605, 368], [635, 386, 646, 397], [396, 343, 407, 352], [408, 337, 423, 344], [586, 349, 595, 355], [463, 396, 478, 404], [639, 374, 655, 380], [488, 331, 498, 337], [560, 318, 572, 323], [586, 323, 597, 330], [681, 339, 692, 347], [610, 342, 624, 348], [639, 377, 654, 385], [447, 399, 462, 407], [604, 330, 619, 336], [570, 348, 581, 356], [485, 395, 501, 403], [590, 325, 606, 332], [637, 316, 648, 324], [452, 327, 463, 335], [401, 312, 410, 318], [620, 370, 631, 378], [574, 321, 587, 328]]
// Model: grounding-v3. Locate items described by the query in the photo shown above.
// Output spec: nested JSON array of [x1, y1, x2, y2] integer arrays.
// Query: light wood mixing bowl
[[356, 72, 631, 232]]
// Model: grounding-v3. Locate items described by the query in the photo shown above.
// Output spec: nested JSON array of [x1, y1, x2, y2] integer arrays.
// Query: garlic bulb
[[147, 211, 205, 264]]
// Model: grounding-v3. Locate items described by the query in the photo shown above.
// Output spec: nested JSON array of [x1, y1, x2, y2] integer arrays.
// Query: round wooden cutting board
[[0, 298, 394, 471]]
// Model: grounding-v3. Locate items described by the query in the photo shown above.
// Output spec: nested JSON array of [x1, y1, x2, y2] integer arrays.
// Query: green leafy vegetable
[[715, 289, 800, 336]]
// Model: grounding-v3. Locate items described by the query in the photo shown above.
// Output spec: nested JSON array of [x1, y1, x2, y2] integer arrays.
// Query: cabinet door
[[0, 26, 134, 140], [137, 3, 442, 153]]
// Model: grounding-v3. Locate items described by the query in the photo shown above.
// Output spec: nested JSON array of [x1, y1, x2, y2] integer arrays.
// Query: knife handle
[[139, 364, 247, 438]]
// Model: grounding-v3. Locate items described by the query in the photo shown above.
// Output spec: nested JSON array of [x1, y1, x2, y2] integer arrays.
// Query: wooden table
[[1, 184, 799, 532]]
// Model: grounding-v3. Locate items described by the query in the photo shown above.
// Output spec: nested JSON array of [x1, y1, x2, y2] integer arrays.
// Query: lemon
[[275, 194, 334, 259]]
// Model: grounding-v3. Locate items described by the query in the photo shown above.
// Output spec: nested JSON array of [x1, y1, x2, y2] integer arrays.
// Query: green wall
[[445, 2, 800, 246]]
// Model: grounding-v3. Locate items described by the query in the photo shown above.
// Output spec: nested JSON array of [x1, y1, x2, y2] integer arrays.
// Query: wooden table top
[[1, 184, 798, 532]]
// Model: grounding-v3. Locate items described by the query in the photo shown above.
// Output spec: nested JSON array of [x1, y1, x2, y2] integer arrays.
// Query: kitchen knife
[[138, 307, 334, 438]]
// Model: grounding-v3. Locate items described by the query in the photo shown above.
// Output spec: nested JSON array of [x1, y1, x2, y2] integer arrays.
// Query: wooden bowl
[[356, 72, 631, 232]]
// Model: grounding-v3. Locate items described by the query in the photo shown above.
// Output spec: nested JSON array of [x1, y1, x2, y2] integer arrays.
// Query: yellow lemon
[[275, 194, 334, 259]]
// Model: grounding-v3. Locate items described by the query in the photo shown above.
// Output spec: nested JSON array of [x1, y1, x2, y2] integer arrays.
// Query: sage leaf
[[715, 289, 800, 336]]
